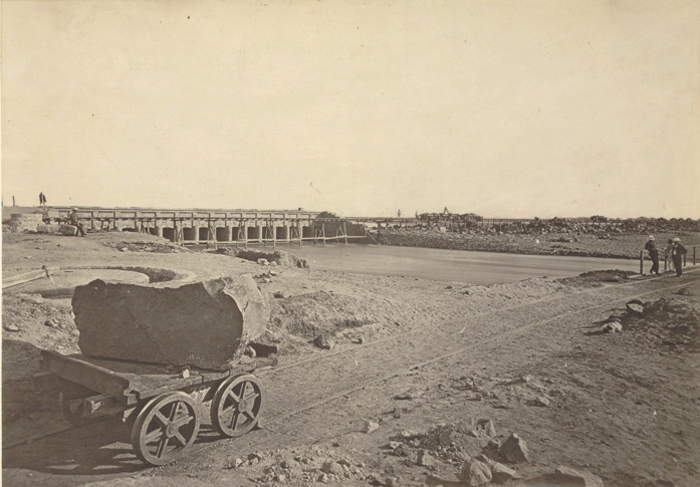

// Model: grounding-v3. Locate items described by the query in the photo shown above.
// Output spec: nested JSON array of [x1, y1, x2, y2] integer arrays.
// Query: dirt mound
[[597, 297, 700, 352], [559, 269, 635, 287], [98, 233, 184, 253], [2, 294, 78, 376], [267, 291, 378, 351]]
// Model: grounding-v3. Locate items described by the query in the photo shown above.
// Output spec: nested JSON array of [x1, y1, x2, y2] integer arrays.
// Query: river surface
[[291, 244, 638, 285]]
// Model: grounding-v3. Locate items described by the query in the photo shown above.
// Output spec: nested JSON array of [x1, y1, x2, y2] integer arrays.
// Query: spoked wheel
[[211, 374, 263, 438], [129, 391, 200, 466]]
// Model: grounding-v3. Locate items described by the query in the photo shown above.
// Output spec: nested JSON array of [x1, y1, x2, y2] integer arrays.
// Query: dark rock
[[314, 333, 335, 350], [4, 323, 20, 332], [72, 276, 269, 370], [44, 318, 59, 328], [321, 460, 344, 476], [248, 341, 279, 357], [499, 433, 530, 463]]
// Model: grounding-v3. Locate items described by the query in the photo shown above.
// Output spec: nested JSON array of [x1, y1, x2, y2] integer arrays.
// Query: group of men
[[644, 235, 687, 277]]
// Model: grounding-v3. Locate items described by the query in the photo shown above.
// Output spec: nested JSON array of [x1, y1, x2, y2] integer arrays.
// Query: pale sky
[[2, 0, 698, 218]]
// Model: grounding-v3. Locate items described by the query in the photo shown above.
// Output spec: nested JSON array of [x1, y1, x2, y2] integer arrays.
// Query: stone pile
[[8, 213, 44, 233]]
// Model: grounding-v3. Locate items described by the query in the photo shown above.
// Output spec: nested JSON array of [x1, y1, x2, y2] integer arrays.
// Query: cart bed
[[40, 350, 236, 405]]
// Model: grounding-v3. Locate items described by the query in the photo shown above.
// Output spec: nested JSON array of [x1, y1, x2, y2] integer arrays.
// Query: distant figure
[[69, 207, 86, 237], [39, 192, 46, 207], [670, 237, 687, 277], [397, 209, 401, 218], [644, 235, 660, 275]]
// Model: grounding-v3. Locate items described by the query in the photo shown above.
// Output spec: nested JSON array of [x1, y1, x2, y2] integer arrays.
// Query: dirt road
[[4, 265, 699, 487], [291, 244, 640, 284]]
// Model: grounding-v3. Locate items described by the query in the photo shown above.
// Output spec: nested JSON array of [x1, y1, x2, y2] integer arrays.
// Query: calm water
[[290, 244, 638, 285]]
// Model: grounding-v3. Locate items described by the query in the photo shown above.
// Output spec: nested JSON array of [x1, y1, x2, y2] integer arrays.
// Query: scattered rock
[[351, 335, 365, 344], [385, 441, 402, 450], [532, 396, 551, 407], [491, 462, 521, 483], [394, 390, 422, 400], [459, 458, 492, 486], [601, 321, 623, 333], [257, 258, 269, 266], [4, 323, 20, 332], [385, 476, 399, 487], [472, 418, 496, 438], [314, 333, 335, 350], [317, 472, 329, 483], [225, 457, 245, 469], [273, 291, 287, 299], [532, 466, 604, 487], [400, 430, 419, 439], [499, 433, 530, 463], [363, 420, 380, 434], [416, 449, 436, 467], [321, 460, 344, 476], [625, 299, 645, 315]]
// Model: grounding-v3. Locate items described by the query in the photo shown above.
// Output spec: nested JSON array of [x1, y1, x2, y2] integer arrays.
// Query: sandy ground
[[2, 231, 699, 487]]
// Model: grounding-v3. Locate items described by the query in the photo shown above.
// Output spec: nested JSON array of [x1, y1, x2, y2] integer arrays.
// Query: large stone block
[[72, 276, 269, 370]]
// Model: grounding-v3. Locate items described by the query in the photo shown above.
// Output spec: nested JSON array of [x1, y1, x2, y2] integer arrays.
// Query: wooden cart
[[34, 350, 264, 466]]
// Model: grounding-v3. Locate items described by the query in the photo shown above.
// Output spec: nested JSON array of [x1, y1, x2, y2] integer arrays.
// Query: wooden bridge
[[48, 207, 370, 246]]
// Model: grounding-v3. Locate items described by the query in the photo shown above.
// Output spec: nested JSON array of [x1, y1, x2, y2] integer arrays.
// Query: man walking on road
[[644, 235, 660, 275], [670, 237, 687, 277]]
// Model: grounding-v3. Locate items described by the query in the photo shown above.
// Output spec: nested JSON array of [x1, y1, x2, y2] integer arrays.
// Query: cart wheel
[[129, 391, 200, 466], [211, 374, 262, 438]]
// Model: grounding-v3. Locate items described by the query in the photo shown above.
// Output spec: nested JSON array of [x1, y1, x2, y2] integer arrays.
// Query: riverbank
[[371, 229, 700, 260]]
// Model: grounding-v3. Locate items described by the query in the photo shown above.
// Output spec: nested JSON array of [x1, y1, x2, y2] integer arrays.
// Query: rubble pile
[[593, 296, 699, 351], [72, 276, 270, 370], [8, 213, 44, 233], [224, 449, 372, 484], [411, 214, 700, 235], [234, 249, 309, 268]]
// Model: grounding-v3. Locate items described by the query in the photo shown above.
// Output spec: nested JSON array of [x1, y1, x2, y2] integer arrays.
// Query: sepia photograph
[[1, 1, 698, 486]]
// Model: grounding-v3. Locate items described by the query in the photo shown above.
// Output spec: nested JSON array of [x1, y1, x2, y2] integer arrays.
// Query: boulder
[[72, 276, 269, 370], [491, 462, 521, 483], [459, 459, 492, 486], [59, 224, 79, 236], [499, 433, 530, 463]]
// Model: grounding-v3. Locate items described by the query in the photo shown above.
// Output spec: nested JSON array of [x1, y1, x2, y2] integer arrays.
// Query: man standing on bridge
[[644, 235, 660, 275]]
